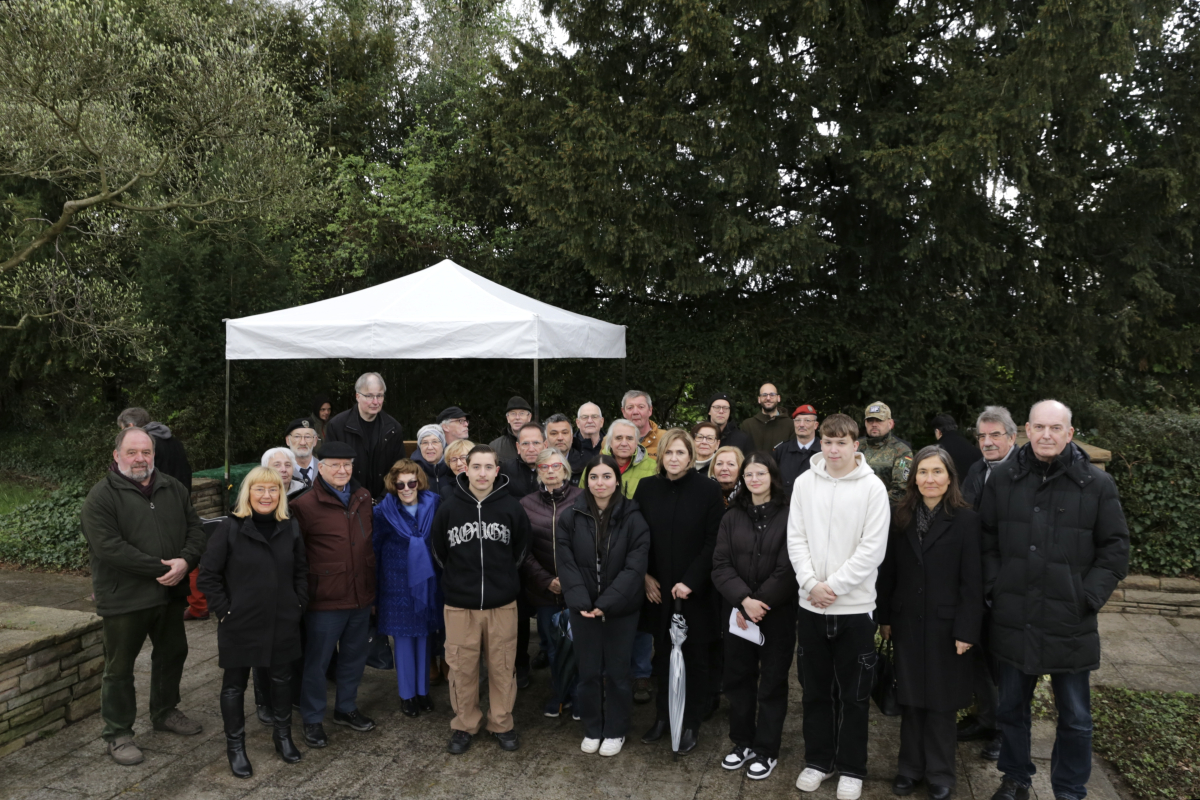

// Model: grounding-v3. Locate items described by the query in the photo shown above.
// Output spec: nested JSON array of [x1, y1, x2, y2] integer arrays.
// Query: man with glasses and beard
[[285, 419, 321, 488], [739, 383, 793, 452]]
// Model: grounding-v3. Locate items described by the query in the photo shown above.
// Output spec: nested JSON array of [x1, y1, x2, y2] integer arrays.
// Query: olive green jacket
[[81, 470, 206, 617]]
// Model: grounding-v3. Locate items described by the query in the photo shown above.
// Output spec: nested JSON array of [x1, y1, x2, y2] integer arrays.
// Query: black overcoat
[[633, 470, 725, 643], [198, 516, 308, 669], [875, 506, 984, 711]]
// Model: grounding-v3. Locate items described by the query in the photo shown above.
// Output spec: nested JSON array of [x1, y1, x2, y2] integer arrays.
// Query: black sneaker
[[722, 745, 755, 770], [447, 730, 472, 754], [494, 730, 520, 751], [302, 722, 328, 748], [516, 666, 531, 690], [746, 755, 777, 781], [991, 778, 1030, 800], [332, 709, 376, 732]]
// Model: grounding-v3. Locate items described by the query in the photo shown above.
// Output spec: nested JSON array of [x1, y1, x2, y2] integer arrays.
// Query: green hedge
[[0, 482, 89, 570], [1086, 401, 1200, 577]]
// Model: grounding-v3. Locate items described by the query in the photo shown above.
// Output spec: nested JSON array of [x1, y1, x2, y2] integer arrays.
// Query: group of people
[[79, 376, 1129, 800]]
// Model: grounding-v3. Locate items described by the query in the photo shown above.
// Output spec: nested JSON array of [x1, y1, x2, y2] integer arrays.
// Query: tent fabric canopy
[[224, 259, 626, 360]]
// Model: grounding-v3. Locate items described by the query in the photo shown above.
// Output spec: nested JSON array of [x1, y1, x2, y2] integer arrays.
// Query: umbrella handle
[[674, 597, 684, 613]]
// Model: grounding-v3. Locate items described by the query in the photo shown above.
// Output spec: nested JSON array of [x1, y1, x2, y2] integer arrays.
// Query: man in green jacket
[[858, 401, 913, 504], [739, 383, 794, 452], [81, 427, 207, 766]]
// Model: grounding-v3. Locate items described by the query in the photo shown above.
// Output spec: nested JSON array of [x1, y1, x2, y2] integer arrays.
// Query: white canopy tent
[[222, 259, 627, 491]]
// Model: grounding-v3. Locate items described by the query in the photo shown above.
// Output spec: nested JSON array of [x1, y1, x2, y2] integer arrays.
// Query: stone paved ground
[[2, 568, 1195, 800]]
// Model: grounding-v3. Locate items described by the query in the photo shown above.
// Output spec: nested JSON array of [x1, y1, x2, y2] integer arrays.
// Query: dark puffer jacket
[[556, 494, 651, 618], [711, 500, 798, 613], [519, 484, 584, 607], [980, 443, 1129, 674]]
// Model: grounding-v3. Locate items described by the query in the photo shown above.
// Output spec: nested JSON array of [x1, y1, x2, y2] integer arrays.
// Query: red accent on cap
[[792, 404, 818, 418]]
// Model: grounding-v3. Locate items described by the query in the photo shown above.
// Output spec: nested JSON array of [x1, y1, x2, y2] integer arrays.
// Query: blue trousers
[[996, 661, 1093, 800], [393, 635, 429, 700], [631, 630, 654, 679], [300, 607, 371, 724]]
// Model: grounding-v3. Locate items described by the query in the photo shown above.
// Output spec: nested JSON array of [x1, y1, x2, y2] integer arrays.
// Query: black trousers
[[898, 706, 958, 788], [573, 611, 638, 740], [795, 608, 877, 778], [725, 603, 797, 758], [516, 597, 534, 671], [654, 632, 711, 729], [253, 620, 305, 710], [969, 616, 999, 729]]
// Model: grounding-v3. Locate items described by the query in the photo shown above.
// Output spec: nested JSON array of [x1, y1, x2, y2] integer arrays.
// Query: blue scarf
[[376, 491, 438, 614]]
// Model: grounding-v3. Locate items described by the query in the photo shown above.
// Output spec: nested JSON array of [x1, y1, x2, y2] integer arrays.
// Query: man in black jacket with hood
[[323, 372, 404, 501], [980, 400, 1128, 800], [432, 445, 531, 756]]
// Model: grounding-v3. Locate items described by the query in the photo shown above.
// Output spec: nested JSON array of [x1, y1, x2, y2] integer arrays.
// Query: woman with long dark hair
[[634, 428, 725, 754], [198, 467, 308, 779], [711, 452, 797, 781], [876, 445, 984, 800], [555, 454, 649, 756]]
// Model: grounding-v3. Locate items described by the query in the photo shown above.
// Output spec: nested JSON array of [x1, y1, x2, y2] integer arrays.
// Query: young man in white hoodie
[[787, 413, 891, 800]]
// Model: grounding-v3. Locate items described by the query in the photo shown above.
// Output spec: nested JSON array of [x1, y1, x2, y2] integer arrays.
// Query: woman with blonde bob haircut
[[709, 445, 745, 505], [198, 466, 308, 779], [654, 428, 697, 477]]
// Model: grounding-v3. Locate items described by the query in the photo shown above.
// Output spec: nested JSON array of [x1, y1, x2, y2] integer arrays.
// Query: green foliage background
[[0, 0, 1198, 574]]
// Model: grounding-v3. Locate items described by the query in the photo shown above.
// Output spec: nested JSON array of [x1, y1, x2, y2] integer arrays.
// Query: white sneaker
[[599, 737, 624, 757], [722, 745, 756, 770], [746, 756, 778, 780], [796, 767, 834, 792], [581, 737, 601, 754], [837, 776, 863, 800]]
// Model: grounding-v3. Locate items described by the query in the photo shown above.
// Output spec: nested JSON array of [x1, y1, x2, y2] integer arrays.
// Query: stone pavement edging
[[1103, 575, 1200, 617], [0, 602, 105, 758]]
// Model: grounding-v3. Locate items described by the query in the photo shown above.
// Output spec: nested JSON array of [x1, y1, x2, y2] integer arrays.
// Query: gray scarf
[[915, 502, 941, 542]]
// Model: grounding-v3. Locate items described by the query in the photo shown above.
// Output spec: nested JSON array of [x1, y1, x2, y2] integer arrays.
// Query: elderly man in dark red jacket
[[290, 441, 377, 749]]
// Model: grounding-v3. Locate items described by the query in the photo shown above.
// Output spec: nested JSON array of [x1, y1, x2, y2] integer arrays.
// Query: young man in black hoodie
[[432, 445, 531, 755]]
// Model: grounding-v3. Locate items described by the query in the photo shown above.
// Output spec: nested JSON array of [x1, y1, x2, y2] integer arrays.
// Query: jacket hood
[[143, 421, 172, 439], [1012, 441, 1093, 485], [808, 451, 876, 482], [452, 470, 512, 504]]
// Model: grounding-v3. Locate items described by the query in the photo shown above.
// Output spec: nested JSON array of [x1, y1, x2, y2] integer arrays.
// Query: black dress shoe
[[677, 727, 698, 754], [531, 650, 550, 669], [303, 722, 328, 748], [981, 732, 1002, 760], [641, 719, 668, 743], [928, 784, 952, 800], [494, 730, 520, 751], [957, 716, 997, 742], [447, 730, 472, 755], [894, 775, 920, 796], [256, 705, 273, 726], [333, 709, 376, 731], [417, 695, 434, 712], [401, 698, 419, 718], [516, 665, 531, 690], [991, 777, 1030, 800]]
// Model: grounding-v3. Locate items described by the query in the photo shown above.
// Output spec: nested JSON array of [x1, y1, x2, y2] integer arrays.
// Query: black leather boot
[[220, 674, 253, 779], [270, 665, 303, 764]]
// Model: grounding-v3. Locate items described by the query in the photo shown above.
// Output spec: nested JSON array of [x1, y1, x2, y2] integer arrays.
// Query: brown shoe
[[108, 735, 144, 766], [153, 709, 203, 735]]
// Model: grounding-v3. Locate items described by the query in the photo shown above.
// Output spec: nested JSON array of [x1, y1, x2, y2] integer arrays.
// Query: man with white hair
[[980, 400, 1129, 800], [323, 372, 405, 500]]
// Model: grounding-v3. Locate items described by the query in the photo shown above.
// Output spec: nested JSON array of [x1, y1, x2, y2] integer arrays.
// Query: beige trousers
[[443, 602, 518, 734]]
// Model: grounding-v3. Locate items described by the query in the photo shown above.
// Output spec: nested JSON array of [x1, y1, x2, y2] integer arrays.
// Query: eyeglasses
[[325, 463, 353, 472], [977, 432, 1010, 441], [710, 404, 730, 411], [358, 393, 385, 401], [537, 463, 564, 472], [448, 456, 468, 465], [395, 479, 419, 490], [289, 433, 317, 442], [695, 434, 717, 443], [578, 414, 602, 421], [759, 392, 779, 398]]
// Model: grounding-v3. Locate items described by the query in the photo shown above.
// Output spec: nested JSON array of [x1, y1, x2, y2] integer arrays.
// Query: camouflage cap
[[864, 401, 892, 421]]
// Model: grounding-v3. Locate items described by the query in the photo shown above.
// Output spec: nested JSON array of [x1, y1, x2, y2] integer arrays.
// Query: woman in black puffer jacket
[[711, 452, 797, 781], [519, 447, 583, 718], [556, 454, 650, 758]]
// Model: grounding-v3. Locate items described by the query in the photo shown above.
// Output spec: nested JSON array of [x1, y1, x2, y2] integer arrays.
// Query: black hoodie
[[432, 472, 532, 610]]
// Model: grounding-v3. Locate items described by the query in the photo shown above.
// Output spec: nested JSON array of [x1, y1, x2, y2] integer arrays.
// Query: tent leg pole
[[223, 360, 231, 516], [533, 358, 539, 421]]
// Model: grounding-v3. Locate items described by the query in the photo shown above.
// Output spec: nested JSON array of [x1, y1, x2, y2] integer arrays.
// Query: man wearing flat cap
[[284, 419, 321, 488], [773, 404, 821, 490], [438, 406, 470, 445], [489, 396, 532, 461], [290, 440, 377, 749], [858, 401, 912, 504]]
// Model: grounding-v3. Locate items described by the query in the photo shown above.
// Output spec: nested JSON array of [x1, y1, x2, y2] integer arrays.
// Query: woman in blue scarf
[[374, 458, 442, 717]]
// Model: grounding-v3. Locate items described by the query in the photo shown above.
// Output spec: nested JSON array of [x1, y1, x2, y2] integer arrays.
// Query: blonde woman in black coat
[[876, 446, 984, 800]]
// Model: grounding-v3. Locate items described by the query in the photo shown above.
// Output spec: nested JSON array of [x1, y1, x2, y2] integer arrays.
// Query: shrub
[[1092, 686, 1200, 800], [1086, 401, 1200, 576], [0, 482, 89, 570]]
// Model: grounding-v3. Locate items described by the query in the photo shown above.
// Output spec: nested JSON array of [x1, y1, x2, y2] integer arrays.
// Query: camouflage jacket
[[858, 432, 913, 504]]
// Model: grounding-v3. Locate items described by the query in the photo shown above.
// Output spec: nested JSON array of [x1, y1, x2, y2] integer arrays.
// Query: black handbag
[[365, 616, 394, 670], [872, 638, 902, 716]]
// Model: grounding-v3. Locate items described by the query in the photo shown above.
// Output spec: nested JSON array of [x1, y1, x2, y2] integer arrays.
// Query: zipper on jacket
[[478, 499, 486, 610]]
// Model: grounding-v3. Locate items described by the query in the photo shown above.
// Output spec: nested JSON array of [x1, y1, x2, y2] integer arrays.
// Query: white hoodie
[[787, 451, 891, 615]]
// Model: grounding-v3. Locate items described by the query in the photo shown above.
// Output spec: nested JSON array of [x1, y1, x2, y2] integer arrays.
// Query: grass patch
[[1092, 685, 1200, 800], [0, 480, 46, 514]]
